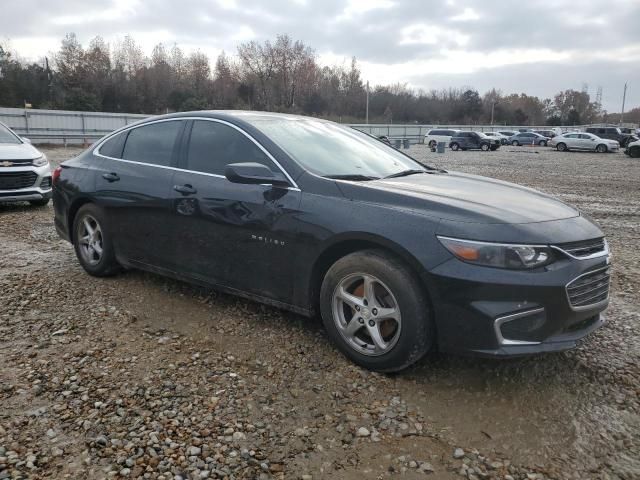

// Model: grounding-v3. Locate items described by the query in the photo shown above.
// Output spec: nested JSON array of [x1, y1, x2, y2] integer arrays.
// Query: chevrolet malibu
[[53, 111, 611, 372]]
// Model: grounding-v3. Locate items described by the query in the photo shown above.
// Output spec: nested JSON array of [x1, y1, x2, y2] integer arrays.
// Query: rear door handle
[[173, 184, 197, 195], [102, 172, 120, 182]]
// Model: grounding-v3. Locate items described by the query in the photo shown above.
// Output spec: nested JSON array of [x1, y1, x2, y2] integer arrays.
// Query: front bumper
[[0, 164, 52, 203], [427, 251, 610, 357]]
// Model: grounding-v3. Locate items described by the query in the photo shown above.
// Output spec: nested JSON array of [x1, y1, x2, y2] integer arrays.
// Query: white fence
[[0, 106, 593, 145]]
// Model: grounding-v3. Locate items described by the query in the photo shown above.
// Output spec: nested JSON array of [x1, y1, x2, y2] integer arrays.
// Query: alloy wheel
[[332, 273, 402, 356], [77, 214, 104, 266]]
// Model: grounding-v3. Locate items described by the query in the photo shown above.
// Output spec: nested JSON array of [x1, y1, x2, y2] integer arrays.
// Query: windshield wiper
[[323, 174, 380, 181], [383, 169, 429, 179]]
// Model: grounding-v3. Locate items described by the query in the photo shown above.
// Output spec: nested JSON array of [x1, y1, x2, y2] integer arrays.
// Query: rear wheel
[[556, 142, 567, 152], [428, 140, 436, 148], [511, 140, 520, 146], [450, 143, 460, 151], [320, 250, 434, 372], [480, 143, 490, 151], [29, 198, 50, 207], [72, 204, 120, 277], [596, 144, 607, 153]]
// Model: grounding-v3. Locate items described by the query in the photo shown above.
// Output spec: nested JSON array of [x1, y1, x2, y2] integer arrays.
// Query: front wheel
[[556, 142, 567, 152], [450, 143, 459, 151], [539, 140, 547, 146], [320, 250, 434, 372], [72, 204, 120, 277], [596, 144, 607, 153], [629, 146, 640, 158], [480, 143, 490, 151], [511, 140, 520, 146]]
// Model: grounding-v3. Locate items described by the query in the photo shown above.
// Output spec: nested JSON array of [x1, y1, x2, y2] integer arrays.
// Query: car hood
[[339, 171, 579, 225], [0, 142, 43, 160]]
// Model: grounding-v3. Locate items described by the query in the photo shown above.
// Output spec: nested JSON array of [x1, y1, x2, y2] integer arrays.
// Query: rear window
[[99, 132, 127, 159], [122, 121, 183, 166]]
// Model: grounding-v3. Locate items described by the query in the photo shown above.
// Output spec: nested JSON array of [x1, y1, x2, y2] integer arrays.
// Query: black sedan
[[53, 111, 611, 372]]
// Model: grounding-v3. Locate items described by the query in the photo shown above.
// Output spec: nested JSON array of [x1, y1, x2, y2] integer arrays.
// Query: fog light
[[495, 308, 546, 345]]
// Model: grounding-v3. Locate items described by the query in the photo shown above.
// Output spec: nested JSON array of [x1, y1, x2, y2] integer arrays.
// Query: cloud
[[1, 0, 638, 111]]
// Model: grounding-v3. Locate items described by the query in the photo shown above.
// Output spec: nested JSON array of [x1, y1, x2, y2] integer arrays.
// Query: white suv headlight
[[32, 154, 48, 167]]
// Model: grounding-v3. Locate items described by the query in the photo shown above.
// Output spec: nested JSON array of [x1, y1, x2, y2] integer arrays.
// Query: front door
[[171, 119, 301, 303]]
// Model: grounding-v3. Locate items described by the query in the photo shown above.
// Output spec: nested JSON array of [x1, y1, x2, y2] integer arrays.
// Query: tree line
[[0, 33, 637, 125]]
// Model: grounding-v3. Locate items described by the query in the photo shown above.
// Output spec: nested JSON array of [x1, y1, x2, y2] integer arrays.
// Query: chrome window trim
[[93, 116, 300, 190], [565, 265, 611, 312], [494, 308, 544, 346]]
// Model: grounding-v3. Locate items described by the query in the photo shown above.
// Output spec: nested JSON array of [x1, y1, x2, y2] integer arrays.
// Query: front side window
[[186, 120, 276, 176], [246, 117, 424, 178], [0, 124, 22, 144], [122, 121, 183, 166]]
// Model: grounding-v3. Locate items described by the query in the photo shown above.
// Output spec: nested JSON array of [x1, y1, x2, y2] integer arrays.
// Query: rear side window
[[185, 120, 276, 176], [122, 121, 183, 166], [99, 132, 127, 159], [565, 134, 579, 138], [429, 130, 443, 136]]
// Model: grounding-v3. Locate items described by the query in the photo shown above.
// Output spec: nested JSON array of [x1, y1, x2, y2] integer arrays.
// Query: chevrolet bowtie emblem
[[0, 161, 13, 167]]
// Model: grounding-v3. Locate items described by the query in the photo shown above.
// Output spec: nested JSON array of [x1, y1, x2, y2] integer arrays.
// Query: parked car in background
[[535, 130, 557, 138], [0, 121, 52, 206], [585, 126, 634, 147], [449, 132, 500, 151], [624, 138, 640, 158], [498, 130, 517, 138], [424, 128, 460, 148], [483, 132, 509, 145], [52, 111, 610, 371], [508, 132, 550, 146], [549, 132, 619, 153]]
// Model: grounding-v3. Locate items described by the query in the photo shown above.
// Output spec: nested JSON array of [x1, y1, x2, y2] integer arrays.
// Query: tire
[[450, 143, 459, 151], [629, 146, 640, 158], [320, 249, 434, 372], [595, 144, 607, 153], [480, 143, 490, 151], [556, 142, 567, 152], [29, 198, 50, 207], [501, 139, 508, 145], [511, 140, 520, 146], [538, 140, 547, 147], [72, 204, 120, 277], [428, 140, 436, 148]]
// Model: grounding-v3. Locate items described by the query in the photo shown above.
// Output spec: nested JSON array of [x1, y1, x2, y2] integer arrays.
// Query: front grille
[[0, 159, 33, 167], [566, 267, 610, 309], [0, 171, 38, 190], [556, 238, 606, 258]]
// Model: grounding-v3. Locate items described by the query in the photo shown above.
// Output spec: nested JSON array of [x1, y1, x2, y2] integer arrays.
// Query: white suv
[[0, 122, 52, 206], [424, 129, 460, 148]]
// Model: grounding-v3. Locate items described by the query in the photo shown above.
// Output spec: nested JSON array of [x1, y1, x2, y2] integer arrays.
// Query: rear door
[[171, 119, 302, 303], [94, 119, 185, 268]]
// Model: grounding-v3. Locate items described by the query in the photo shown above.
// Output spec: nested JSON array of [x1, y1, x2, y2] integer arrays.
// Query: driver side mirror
[[224, 162, 290, 187], [21, 137, 32, 144]]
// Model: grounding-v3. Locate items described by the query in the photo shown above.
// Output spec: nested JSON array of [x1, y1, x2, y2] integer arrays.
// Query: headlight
[[437, 236, 554, 269], [32, 154, 49, 167]]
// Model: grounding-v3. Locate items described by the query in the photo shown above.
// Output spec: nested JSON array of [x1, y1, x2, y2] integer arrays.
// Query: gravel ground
[[0, 145, 638, 480]]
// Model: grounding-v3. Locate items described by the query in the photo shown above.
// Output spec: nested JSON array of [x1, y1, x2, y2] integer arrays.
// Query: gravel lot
[[1, 144, 638, 480]]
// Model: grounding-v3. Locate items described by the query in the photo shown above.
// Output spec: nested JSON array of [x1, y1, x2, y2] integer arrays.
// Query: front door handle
[[102, 172, 120, 182], [173, 184, 197, 195]]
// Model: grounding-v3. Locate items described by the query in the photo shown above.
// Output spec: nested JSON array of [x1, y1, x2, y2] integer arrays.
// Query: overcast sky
[[2, 0, 639, 112]]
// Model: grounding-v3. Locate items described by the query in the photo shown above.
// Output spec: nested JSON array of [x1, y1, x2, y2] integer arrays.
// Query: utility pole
[[490, 101, 496, 125], [365, 81, 369, 124], [620, 82, 627, 124]]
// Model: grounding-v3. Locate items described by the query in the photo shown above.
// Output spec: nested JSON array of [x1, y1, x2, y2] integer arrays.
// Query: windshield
[[247, 117, 426, 179], [0, 124, 22, 144]]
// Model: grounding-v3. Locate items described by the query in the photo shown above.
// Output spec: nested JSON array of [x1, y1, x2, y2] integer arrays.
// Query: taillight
[[52, 166, 62, 185]]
